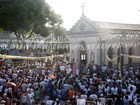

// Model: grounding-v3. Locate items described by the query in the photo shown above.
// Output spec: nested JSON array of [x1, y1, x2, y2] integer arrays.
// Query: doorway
[[79, 42, 87, 70]]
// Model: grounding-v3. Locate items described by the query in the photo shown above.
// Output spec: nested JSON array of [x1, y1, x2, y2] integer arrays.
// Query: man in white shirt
[[66, 64, 72, 75], [90, 92, 98, 102], [101, 64, 107, 73], [99, 94, 106, 105]]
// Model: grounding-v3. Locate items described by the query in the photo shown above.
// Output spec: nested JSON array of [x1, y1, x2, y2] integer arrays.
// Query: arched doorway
[[108, 47, 114, 68], [79, 42, 87, 70], [128, 47, 134, 66]]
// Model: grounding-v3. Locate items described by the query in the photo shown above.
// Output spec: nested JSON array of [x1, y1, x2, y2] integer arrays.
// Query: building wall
[[69, 34, 140, 69]]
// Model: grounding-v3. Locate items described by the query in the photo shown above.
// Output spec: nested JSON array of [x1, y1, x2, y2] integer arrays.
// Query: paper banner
[[106, 54, 121, 62], [0, 54, 44, 60], [106, 54, 140, 62], [122, 54, 140, 61], [0, 54, 69, 61]]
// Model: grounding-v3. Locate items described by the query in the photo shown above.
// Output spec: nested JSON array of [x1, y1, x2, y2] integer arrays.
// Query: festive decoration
[[0, 54, 68, 61], [106, 54, 121, 62], [106, 53, 140, 62], [122, 54, 140, 61]]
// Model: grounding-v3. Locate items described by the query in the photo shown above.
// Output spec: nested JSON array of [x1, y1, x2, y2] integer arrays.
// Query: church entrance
[[80, 50, 87, 66], [79, 42, 87, 71]]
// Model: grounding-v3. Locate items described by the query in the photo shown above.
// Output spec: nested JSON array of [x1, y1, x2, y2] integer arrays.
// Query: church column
[[100, 39, 103, 66], [75, 48, 80, 70], [70, 43, 73, 61], [87, 46, 91, 66]]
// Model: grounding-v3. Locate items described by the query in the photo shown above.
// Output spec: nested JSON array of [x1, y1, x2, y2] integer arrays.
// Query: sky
[[45, 0, 140, 30]]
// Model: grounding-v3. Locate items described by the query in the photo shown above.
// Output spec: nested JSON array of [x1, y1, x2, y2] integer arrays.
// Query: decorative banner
[[106, 54, 121, 62], [106, 54, 140, 62], [122, 54, 140, 61], [0, 54, 44, 60], [0, 54, 69, 61]]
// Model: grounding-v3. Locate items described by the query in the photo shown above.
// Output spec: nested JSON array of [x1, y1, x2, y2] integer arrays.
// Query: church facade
[[69, 14, 140, 69]]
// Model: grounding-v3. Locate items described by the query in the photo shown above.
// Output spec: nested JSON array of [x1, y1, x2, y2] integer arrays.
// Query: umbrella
[[4, 82, 17, 87]]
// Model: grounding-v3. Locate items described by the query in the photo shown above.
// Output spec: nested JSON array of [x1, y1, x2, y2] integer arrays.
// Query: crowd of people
[[0, 57, 139, 105]]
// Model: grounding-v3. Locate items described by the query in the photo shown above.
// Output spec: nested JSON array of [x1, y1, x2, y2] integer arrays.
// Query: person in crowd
[[0, 57, 139, 105]]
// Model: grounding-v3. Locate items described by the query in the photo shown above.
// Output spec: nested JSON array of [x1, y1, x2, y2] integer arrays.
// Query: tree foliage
[[53, 25, 67, 41], [0, 0, 63, 41]]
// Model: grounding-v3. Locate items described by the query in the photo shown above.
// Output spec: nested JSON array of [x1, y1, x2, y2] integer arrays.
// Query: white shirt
[[101, 66, 107, 72], [81, 94, 87, 99], [112, 87, 118, 95], [90, 94, 98, 101], [99, 97, 106, 105], [67, 65, 72, 74]]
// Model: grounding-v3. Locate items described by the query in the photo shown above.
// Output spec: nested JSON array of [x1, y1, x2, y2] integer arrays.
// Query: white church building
[[69, 14, 140, 69]]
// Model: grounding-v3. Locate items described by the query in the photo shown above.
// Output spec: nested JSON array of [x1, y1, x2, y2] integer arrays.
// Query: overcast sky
[[46, 0, 140, 30]]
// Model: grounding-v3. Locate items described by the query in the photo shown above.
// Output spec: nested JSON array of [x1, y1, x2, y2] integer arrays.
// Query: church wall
[[133, 45, 140, 64], [70, 44, 74, 61], [87, 47, 92, 65], [76, 47, 80, 69], [95, 47, 100, 65], [124, 47, 129, 64], [69, 22, 140, 69], [134, 45, 140, 55]]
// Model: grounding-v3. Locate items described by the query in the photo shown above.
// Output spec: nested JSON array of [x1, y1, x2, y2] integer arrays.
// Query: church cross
[[81, 3, 85, 15]]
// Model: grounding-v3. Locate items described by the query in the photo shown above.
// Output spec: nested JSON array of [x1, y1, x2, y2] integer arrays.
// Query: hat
[[100, 94, 103, 96], [3, 93, 7, 97]]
